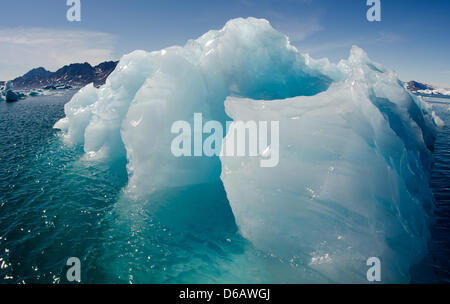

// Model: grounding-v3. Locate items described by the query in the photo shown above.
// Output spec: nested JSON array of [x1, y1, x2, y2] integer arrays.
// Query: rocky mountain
[[10, 61, 118, 90], [406, 80, 450, 97], [406, 81, 434, 92]]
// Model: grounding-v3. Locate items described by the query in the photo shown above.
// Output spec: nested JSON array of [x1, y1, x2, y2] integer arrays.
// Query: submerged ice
[[55, 17, 440, 283]]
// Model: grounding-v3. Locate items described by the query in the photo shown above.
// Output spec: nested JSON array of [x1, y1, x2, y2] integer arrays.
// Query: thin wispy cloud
[[298, 31, 403, 54], [272, 18, 323, 42], [0, 28, 118, 80]]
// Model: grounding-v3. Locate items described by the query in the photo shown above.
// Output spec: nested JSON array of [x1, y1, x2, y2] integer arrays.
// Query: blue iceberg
[[54, 17, 440, 283]]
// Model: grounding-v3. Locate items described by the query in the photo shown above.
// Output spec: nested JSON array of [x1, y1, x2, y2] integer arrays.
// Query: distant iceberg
[[54, 17, 440, 283]]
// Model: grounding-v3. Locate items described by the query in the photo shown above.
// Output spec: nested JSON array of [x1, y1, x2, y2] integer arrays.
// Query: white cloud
[[272, 18, 323, 42], [0, 27, 118, 80]]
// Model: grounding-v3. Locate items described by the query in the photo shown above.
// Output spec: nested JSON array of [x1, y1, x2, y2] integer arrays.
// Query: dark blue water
[[0, 92, 127, 283], [0, 93, 449, 283], [423, 97, 450, 283]]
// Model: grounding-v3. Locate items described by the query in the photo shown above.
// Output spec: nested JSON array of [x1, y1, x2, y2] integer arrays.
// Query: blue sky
[[0, 0, 449, 86]]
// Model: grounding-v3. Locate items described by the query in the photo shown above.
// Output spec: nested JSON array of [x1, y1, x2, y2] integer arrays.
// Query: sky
[[0, 0, 449, 86]]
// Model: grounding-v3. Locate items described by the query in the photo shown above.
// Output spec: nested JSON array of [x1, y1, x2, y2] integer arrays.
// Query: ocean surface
[[422, 97, 450, 283], [0, 92, 449, 283]]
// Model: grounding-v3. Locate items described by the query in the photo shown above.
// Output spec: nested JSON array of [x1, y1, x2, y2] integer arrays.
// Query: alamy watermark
[[170, 113, 280, 168], [66, 0, 81, 22], [66, 1, 380, 23], [366, 0, 381, 22], [66, 257, 81, 282], [367, 257, 381, 282]]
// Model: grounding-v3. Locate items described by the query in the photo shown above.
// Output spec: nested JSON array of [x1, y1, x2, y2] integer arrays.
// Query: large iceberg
[[55, 17, 440, 283]]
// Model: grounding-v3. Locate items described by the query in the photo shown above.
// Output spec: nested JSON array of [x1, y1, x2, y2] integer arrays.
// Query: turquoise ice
[[54, 17, 441, 283]]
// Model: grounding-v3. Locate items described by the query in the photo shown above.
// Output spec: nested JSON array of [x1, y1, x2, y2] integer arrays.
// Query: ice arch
[[55, 17, 440, 283]]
